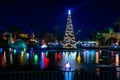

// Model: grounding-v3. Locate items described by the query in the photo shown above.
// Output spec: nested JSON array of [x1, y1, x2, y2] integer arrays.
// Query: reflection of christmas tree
[[63, 10, 76, 48]]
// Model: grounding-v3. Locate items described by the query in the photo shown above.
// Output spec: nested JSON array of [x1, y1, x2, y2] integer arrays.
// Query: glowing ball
[[65, 62, 71, 70]]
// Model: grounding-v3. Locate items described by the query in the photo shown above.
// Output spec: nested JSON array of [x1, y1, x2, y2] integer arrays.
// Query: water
[[0, 48, 119, 71], [0, 48, 120, 80]]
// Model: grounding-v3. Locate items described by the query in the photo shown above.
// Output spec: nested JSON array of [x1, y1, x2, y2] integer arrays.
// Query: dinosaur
[[4, 32, 27, 53]]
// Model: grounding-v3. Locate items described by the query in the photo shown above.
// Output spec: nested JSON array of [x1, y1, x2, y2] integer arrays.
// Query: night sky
[[0, 0, 120, 40]]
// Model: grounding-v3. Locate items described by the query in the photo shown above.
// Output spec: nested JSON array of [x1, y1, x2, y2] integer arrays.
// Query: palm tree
[[114, 18, 120, 32], [102, 27, 114, 46]]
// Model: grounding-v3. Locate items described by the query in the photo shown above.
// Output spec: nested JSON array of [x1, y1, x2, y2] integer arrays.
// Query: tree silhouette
[[114, 18, 120, 32]]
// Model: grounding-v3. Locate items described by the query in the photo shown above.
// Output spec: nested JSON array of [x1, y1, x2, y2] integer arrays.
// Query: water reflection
[[96, 68, 100, 76], [34, 54, 38, 64], [65, 71, 73, 80], [40, 52, 44, 69], [60, 51, 78, 71], [40, 52, 49, 69], [115, 54, 119, 66], [95, 52, 99, 64], [116, 67, 120, 80], [115, 54, 120, 80], [20, 51, 26, 65], [57, 52, 62, 61], [10, 53, 13, 64], [0, 48, 120, 79], [77, 54, 81, 64]]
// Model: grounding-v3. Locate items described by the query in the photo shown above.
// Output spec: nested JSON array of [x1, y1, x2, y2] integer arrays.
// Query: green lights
[[34, 54, 38, 64]]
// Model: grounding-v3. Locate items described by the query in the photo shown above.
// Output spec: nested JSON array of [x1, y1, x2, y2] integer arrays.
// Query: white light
[[68, 10, 71, 15], [65, 62, 71, 69], [41, 44, 47, 48]]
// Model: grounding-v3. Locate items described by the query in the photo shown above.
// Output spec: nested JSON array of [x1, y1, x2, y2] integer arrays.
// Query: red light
[[111, 51, 114, 57], [57, 52, 61, 61], [1, 54, 5, 65], [44, 58, 49, 68]]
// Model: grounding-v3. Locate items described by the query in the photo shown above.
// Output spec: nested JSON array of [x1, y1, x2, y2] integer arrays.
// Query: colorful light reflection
[[77, 55, 81, 64], [0, 48, 2, 54], [57, 52, 62, 61], [65, 71, 73, 80], [34, 54, 38, 64], [40, 52, 49, 69], [115, 54, 119, 66], [95, 52, 99, 64]]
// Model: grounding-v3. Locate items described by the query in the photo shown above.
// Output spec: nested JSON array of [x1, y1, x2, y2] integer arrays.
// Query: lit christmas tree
[[63, 10, 76, 48]]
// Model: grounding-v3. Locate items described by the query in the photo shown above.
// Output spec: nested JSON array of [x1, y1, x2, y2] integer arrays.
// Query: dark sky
[[0, 0, 120, 40]]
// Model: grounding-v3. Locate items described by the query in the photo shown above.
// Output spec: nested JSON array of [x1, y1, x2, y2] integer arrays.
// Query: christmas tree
[[63, 10, 76, 48]]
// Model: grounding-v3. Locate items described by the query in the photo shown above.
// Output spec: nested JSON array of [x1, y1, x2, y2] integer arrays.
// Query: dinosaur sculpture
[[4, 32, 27, 53]]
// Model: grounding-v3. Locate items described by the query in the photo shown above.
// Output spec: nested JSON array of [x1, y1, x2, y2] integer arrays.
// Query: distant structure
[[63, 10, 76, 48]]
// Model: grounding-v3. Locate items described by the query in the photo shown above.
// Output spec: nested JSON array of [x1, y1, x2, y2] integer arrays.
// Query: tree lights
[[63, 10, 76, 48]]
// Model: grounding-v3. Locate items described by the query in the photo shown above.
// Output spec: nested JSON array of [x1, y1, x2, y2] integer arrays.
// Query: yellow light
[[115, 54, 119, 66], [24, 48, 26, 52], [21, 51, 24, 57], [10, 53, 13, 64], [77, 55, 81, 64], [96, 52, 99, 64]]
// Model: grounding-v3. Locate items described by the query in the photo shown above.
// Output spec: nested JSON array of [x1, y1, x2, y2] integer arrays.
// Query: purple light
[[65, 62, 71, 70]]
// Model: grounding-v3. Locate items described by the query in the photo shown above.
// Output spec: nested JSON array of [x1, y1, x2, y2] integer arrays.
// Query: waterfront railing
[[0, 70, 120, 80]]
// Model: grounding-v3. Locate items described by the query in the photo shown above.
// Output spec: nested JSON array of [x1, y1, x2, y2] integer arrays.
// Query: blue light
[[0, 48, 2, 54], [68, 10, 71, 15], [65, 71, 72, 80], [26, 52, 29, 60], [9, 48, 11, 52], [30, 47, 34, 54]]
